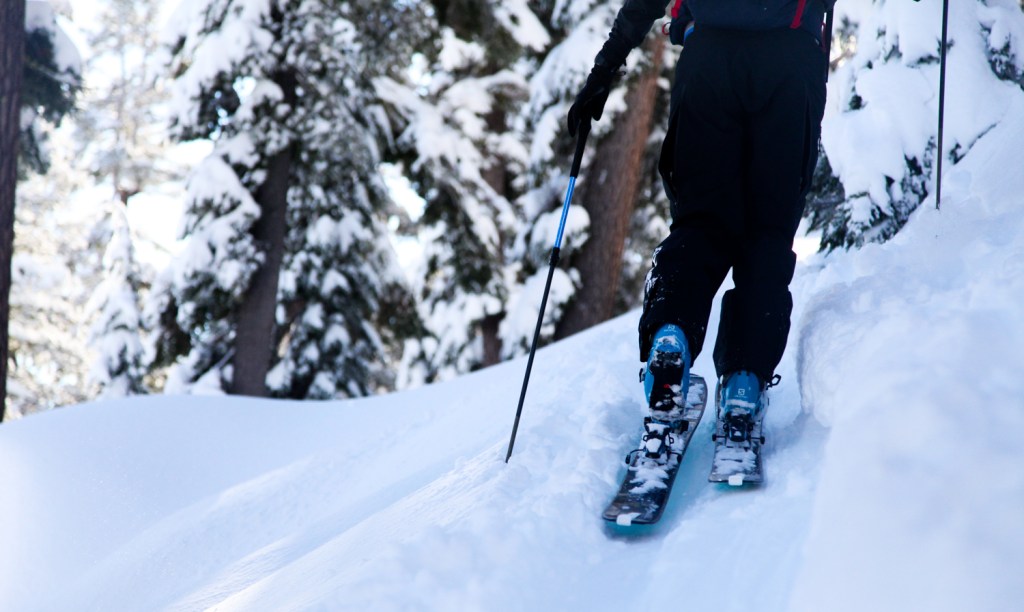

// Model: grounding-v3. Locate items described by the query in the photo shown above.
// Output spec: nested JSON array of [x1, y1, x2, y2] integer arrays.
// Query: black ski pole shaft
[[935, 0, 950, 210], [505, 121, 591, 463]]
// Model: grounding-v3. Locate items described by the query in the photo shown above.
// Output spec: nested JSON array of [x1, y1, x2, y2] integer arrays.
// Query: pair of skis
[[602, 373, 765, 527]]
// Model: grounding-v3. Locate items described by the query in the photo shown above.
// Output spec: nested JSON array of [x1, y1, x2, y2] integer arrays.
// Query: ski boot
[[601, 328, 707, 525], [709, 370, 770, 485], [715, 370, 767, 445], [643, 324, 691, 426]]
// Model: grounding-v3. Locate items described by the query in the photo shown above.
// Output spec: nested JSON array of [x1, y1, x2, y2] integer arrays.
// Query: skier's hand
[[567, 65, 616, 137]]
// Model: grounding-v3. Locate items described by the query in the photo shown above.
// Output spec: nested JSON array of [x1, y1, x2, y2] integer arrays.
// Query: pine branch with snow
[[380, 1, 544, 383], [19, 1, 81, 176], [817, 0, 1024, 250]]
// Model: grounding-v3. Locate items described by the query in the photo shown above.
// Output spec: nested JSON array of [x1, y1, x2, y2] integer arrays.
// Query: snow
[[529, 203, 590, 256], [438, 28, 486, 73], [499, 265, 576, 357], [165, 0, 276, 134], [26, 1, 82, 77], [3, 95, 1024, 608], [493, 0, 550, 52], [790, 92, 1024, 612]]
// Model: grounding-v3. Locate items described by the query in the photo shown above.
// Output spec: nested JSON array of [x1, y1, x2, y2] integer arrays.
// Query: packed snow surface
[[4, 50, 1024, 612]]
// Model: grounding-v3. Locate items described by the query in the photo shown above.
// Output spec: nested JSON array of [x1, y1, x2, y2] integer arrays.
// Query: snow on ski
[[602, 375, 708, 526], [709, 385, 766, 485]]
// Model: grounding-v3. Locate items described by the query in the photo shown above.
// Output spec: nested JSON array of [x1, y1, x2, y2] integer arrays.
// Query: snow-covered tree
[[2, 1, 83, 419], [514, 0, 674, 347], [72, 0, 183, 399], [19, 0, 80, 175], [811, 0, 1024, 250], [8, 125, 100, 417], [152, 0, 426, 398], [75, 0, 176, 204], [87, 202, 146, 397], [380, 0, 544, 383], [389, 0, 676, 384]]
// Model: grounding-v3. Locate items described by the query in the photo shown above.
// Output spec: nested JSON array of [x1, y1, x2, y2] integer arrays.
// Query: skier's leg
[[640, 30, 743, 363], [712, 234, 797, 381], [640, 222, 732, 364], [711, 29, 827, 381]]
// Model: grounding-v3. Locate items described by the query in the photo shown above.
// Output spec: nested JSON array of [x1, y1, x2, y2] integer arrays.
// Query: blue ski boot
[[718, 370, 766, 443], [643, 324, 691, 424]]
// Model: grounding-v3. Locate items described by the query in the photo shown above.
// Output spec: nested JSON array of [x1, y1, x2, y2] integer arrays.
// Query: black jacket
[[596, 0, 833, 70]]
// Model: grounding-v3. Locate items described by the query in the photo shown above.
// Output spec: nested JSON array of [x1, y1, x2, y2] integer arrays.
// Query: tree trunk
[[480, 313, 502, 366], [0, 3, 26, 421], [556, 37, 663, 340], [479, 107, 508, 367], [230, 69, 296, 396]]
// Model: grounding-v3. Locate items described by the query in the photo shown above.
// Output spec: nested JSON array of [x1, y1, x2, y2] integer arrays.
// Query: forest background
[[2, 0, 1022, 419]]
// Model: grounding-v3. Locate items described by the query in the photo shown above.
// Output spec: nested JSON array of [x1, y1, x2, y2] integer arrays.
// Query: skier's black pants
[[640, 27, 827, 382]]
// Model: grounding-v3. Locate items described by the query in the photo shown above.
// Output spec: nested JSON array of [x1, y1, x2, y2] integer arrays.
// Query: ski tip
[[728, 474, 745, 487]]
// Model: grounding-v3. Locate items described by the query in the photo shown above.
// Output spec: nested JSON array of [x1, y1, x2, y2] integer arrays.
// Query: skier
[[568, 1, 832, 438]]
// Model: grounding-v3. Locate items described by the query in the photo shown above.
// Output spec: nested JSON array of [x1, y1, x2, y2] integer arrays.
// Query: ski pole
[[505, 120, 591, 463], [935, 0, 949, 210], [822, 8, 834, 82]]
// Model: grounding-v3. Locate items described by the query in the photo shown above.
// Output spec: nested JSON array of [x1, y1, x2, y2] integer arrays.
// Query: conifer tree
[[9, 126, 98, 416], [153, 0, 426, 397], [1, 1, 81, 419], [74, 0, 175, 398], [18, 2, 80, 175], [76, 0, 174, 204], [0, 1, 26, 421], [88, 203, 146, 397], [380, 0, 542, 383], [387, 0, 676, 383]]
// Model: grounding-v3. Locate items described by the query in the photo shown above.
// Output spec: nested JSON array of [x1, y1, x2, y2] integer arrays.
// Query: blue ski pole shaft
[[506, 121, 591, 463]]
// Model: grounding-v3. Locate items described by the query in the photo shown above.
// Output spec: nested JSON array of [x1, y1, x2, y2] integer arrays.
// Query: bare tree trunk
[[556, 37, 663, 340], [0, 3, 26, 421], [230, 69, 296, 396]]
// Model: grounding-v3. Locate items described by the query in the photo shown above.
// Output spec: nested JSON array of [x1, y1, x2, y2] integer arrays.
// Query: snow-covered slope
[[4, 75, 1024, 612], [791, 94, 1024, 612]]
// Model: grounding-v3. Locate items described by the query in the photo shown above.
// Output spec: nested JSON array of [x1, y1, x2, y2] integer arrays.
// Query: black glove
[[567, 64, 616, 137]]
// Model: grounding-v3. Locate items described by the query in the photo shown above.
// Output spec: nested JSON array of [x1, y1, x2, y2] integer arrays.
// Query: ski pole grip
[[570, 120, 590, 178]]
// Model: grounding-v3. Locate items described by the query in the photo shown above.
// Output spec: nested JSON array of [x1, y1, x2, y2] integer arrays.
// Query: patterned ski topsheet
[[602, 375, 708, 527]]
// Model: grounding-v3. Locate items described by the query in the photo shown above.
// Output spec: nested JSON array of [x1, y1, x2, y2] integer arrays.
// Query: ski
[[602, 375, 708, 527], [708, 385, 766, 486]]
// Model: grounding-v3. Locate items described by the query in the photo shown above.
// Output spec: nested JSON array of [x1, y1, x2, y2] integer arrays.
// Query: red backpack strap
[[789, 0, 808, 29], [671, 0, 687, 19]]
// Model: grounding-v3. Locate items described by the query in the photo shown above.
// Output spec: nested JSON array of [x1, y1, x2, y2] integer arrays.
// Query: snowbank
[[792, 93, 1024, 612]]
